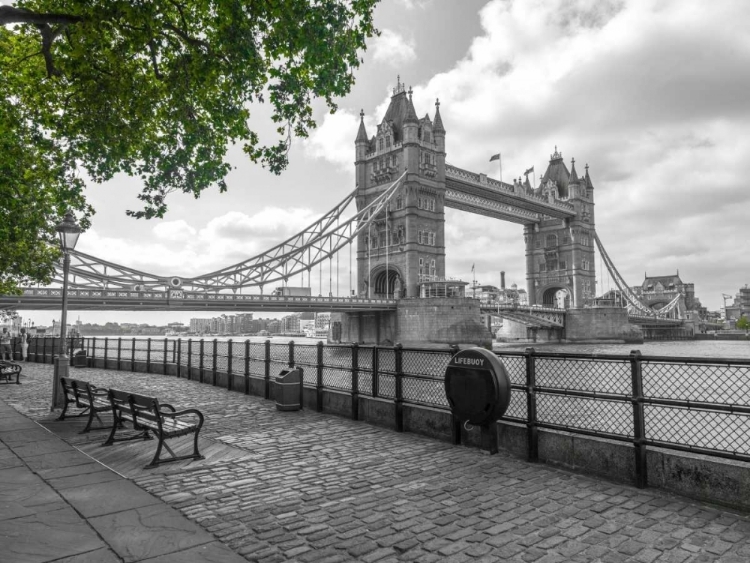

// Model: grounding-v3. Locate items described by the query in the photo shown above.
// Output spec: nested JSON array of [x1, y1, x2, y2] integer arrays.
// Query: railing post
[[177, 339, 182, 378], [117, 338, 122, 371], [212, 339, 218, 386], [69, 336, 75, 366], [394, 343, 403, 432], [244, 340, 250, 395], [316, 342, 324, 412], [103, 337, 109, 368], [187, 339, 192, 380], [131, 337, 136, 370], [630, 350, 648, 489], [163, 338, 168, 375], [91, 337, 96, 366], [525, 347, 538, 462], [264, 340, 271, 399], [372, 346, 379, 398], [146, 338, 152, 373], [199, 339, 205, 384], [351, 343, 359, 420], [288, 340, 295, 368], [450, 344, 461, 445], [227, 340, 233, 391]]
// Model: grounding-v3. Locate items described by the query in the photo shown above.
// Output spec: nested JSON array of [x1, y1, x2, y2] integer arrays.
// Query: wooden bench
[[58, 377, 112, 433], [0, 361, 21, 384], [103, 389, 205, 469]]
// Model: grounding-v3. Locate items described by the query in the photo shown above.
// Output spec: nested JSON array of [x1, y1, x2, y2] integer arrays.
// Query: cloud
[[77, 206, 323, 280], [371, 29, 417, 67], [303, 110, 363, 172]]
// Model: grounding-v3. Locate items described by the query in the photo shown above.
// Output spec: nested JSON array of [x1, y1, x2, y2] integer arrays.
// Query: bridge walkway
[[3, 364, 750, 562]]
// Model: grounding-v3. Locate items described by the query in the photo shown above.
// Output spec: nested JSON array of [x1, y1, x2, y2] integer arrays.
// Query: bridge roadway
[[0, 287, 397, 312], [444, 164, 576, 224]]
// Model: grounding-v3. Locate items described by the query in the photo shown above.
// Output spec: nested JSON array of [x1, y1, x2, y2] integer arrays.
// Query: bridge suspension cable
[[593, 233, 662, 317], [56, 173, 406, 293]]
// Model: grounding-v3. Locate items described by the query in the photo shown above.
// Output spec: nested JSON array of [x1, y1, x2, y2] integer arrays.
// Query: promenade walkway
[[2, 363, 750, 563]]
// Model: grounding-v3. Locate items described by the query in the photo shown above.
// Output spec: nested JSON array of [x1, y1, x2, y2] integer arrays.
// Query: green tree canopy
[[0, 0, 378, 292], [737, 316, 750, 331]]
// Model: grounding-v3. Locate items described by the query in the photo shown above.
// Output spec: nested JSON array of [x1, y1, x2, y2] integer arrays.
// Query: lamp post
[[51, 210, 81, 410]]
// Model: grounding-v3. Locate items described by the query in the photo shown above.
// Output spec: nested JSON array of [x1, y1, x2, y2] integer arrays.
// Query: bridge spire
[[433, 98, 445, 133], [569, 158, 579, 183], [355, 109, 368, 143]]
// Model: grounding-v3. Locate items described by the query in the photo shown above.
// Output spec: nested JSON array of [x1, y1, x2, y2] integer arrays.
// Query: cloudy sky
[[21, 0, 750, 327]]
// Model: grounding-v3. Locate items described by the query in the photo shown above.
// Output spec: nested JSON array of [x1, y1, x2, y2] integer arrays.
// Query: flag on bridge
[[489, 153, 501, 162], [471, 263, 475, 272], [524, 166, 534, 176]]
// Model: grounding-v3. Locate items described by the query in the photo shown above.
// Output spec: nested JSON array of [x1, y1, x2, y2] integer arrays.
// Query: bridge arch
[[542, 286, 570, 309], [370, 265, 404, 299]]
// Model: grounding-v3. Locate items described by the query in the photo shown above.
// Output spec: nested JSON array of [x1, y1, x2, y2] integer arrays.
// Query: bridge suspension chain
[[593, 233, 657, 317], [56, 174, 407, 293]]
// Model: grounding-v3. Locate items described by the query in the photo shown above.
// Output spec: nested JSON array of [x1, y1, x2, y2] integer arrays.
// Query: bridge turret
[[355, 109, 369, 195], [402, 87, 419, 175], [433, 99, 446, 183]]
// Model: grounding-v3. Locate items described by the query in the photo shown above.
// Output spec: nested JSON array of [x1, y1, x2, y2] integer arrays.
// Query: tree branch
[[163, 22, 209, 51], [0, 6, 82, 27]]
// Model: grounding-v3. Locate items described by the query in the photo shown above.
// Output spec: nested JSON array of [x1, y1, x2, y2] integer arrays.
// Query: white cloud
[[77, 207, 322, 280], [303, 110, 363, 172], [152, 220, 197, 242], [371, 29, 417, 67]]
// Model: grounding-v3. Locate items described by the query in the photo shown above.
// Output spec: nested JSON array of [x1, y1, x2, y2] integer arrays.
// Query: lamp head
[[55, 210, 82, 252]]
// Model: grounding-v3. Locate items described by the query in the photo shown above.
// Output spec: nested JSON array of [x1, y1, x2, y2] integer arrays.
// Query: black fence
[[24, 336, 750, 487]]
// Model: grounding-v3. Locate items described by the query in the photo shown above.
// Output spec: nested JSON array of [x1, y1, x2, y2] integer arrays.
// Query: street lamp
[[51, 210, 81, 410]]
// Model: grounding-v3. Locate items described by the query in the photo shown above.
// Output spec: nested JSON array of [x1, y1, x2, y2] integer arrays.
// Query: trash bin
[[73, 349, 88, 368], [275, 368, 302, 411]]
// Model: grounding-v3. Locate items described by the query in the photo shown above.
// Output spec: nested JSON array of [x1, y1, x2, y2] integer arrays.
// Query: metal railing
[[23, 337, 750, 488]]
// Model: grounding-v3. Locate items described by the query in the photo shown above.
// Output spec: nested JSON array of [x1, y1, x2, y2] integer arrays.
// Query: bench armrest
[[160, 403, 176, 412], [91, 387, 109, 396], [159, 408, 204, 426]]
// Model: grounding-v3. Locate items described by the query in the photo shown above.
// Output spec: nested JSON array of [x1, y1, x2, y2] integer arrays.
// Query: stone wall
[[565, 306, 643, 342], [396, 297, 492, 348], [332, 298, 492, 347]]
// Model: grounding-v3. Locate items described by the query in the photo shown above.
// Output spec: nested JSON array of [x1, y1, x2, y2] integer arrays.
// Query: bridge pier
[[331, 298, 492, 348]]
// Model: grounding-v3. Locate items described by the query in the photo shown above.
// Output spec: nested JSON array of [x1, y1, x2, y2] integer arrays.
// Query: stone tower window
[[379, 138, 383, 151], [545, 234, 558, 248], [386, 135, 391, 148]]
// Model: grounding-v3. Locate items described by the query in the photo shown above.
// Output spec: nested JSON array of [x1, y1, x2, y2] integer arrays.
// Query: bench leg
[[57, 399, 73, 421], [146, 437, 166, 468]]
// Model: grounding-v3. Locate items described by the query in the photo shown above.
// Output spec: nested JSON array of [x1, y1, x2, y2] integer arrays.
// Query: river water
[[88, 335, 750, 360], [495, 340, 750, 359]]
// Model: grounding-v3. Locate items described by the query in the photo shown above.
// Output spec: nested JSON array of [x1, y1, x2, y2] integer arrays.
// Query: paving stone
[[6, 365, 750, 563]]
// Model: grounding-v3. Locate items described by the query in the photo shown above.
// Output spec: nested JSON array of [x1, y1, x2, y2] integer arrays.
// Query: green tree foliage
[[0, 0, 378, 291], [737, 316, 750, 331]]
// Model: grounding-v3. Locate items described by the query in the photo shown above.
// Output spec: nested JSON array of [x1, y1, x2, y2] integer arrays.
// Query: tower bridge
[[1, 77, 693, 344]]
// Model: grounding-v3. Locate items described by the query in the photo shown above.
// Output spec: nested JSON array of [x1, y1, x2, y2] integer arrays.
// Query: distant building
[[631, 272, 707, 319], [475, 272, 528, 306]]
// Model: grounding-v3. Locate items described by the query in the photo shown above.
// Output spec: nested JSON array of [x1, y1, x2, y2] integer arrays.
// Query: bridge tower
[[355, 78, 446, 299], [524, 148, 597, 308]]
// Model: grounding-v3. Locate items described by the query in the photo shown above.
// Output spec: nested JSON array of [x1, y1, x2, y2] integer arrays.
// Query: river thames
[[89, 335, 750, 359]]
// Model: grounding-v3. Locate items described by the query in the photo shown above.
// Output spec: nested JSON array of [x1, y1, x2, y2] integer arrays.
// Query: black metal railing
[[23, 336, 750, 487]]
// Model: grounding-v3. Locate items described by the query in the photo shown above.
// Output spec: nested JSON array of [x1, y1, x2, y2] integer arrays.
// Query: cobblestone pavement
[[5, 363, 750, 563]]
